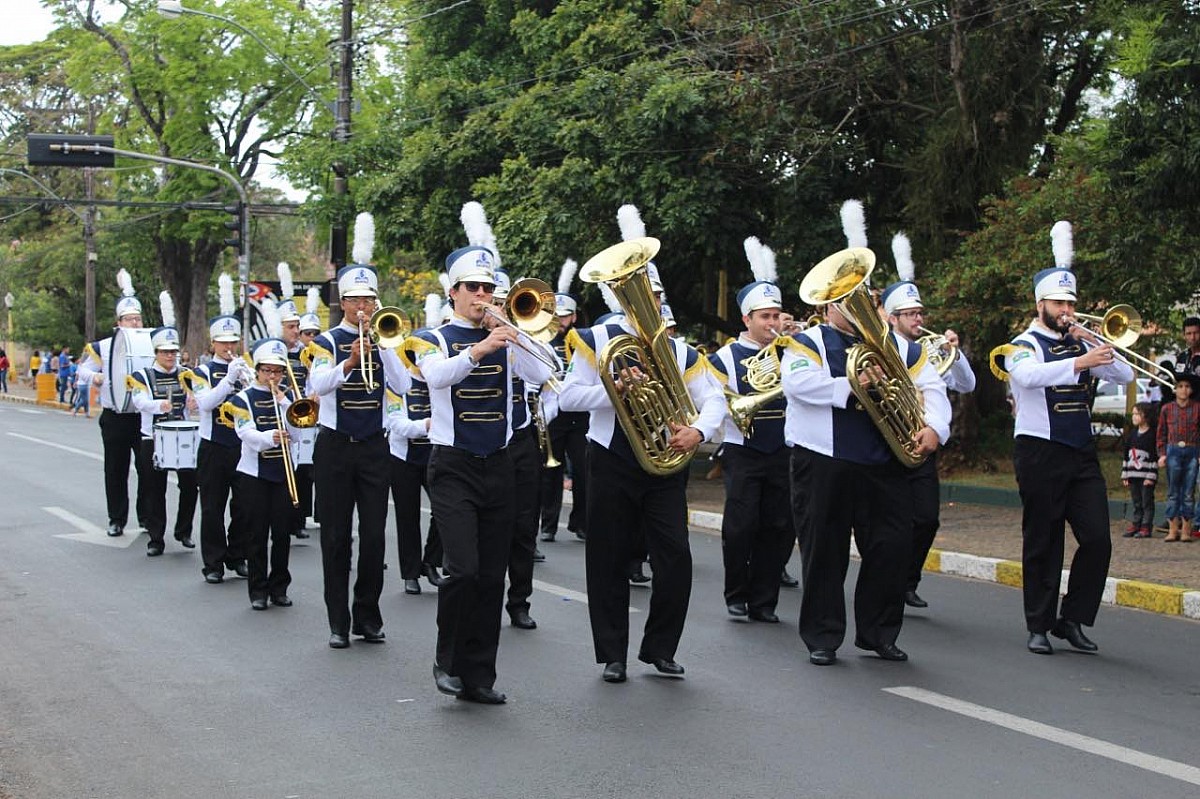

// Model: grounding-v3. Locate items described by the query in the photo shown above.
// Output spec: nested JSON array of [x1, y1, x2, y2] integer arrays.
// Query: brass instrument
[[915, 326, 958, 377], [269, 377, 300, 507], [534, 390, 561, 468], [474, 278, 564, 391], [282, 356, 318, 429], [725, 329, 787, 438], [1070, 304, 1174, 389], [580, 237, 699, 476], [799, 247, 930, 467], [356, 310, 379, 392], [371, 305, 412, 349]]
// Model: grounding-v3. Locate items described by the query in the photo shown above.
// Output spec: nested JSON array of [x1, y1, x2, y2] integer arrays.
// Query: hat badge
[[474, 251, 492, 268], [354, 269, 370, 284], [1058, 272, 1073, 287], [763, 285, 778, 299], [905, 285, 919, 298]]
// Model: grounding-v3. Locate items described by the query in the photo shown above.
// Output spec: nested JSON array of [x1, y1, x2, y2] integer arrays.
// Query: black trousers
[[137, 438, 198, 544], [906, 452, 940, 592], [239, 473, 292, 601], [294, 464, 314, 530], [1127, 478, 1155, 528], [720, 444, 793, 612], [539, 413, 588, 536], [197, 439, 247, 574], [388, 455, 442, 579], [790, 446, 912, 652], [99, 409, 147, 528], [1013, 436, 1112, 633], [428, 445, 515, 690], [314, 429, 390, 636], [507, 426, 540, 615], [585, 442, 691, 664]]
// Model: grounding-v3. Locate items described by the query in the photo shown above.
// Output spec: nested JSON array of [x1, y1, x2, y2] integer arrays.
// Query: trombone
[[474, 278, 564, 391], [282, 356, 318, 428], [269, 377, 300, 508], [359, 305, 412, 393], [1069, 304, 1175, 389]]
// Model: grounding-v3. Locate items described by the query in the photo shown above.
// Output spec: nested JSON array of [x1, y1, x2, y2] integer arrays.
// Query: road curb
[[680, 505, 1200, 622]]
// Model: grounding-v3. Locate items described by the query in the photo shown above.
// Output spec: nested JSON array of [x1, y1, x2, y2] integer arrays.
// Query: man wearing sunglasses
[[409, 246, 554, 705]]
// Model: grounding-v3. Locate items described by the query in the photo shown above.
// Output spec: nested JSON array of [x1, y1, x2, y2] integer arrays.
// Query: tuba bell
[[580, 237, 698, 476], [799, 247, 930, 467]]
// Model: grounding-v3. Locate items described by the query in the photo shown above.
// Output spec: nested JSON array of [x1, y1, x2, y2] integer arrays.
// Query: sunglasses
[[459, 282, 495, 294]]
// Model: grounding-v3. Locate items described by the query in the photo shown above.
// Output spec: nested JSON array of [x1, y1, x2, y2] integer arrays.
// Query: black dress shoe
[[203, 570, 224, 584], [602, 662, 627, 683], [854, 638, 908, 661], [510, 611, 537, 630], [1027, 632, 1053, 655], [329, 633, 350, 649], [540, 530, 556, 542], [1051, 619, 1099, 652], [229, 560, 249, 579], [572, 528, 587, 541], [250, 597, 269, 611], [904, 590, 928, 608], [748, 608, 780, 623], [146, 542, 164, 557], [638, 654, 685, 676], [433, 663, 465, 697], [106, 523, 123, 538], [628, 564, 651, 584], [175, 534, 195, 549], [422, 563, 445, 588], [532, 548, 546, 562], [352, 625, 386, 643], [403, 578, 421, 595], [780, 568, 799, 588], [809, 648, 837, 666], [270, 594, 292, 607], [726, 601, 749, 617], [292, 529, 310, 539], [458, 685, 507, 705]]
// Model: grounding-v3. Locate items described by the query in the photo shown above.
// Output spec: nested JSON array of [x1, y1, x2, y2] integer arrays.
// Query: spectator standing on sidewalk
[[1120, 402, 1158, 539], [29, 350, 41, 379], [0, 348, 9, 392], [71, 356, 90, 417], [56, 347, 71, 403], [1157, 372, 1200, 542]]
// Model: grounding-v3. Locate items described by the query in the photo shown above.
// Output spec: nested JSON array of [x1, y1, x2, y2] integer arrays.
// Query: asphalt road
[[1, 403, 1198, 799]]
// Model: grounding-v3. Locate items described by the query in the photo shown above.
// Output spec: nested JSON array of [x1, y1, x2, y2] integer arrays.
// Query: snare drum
[[108, 328, 155, 412], [291, 425, 316, 466], [153, 420, 200, 471]]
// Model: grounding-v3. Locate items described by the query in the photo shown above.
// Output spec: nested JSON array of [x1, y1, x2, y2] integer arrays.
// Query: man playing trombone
[[1002, 221, 1133, 655]]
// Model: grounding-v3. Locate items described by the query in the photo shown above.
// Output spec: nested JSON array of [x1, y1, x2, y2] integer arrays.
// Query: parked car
[[1092, 378, 1151, 415]]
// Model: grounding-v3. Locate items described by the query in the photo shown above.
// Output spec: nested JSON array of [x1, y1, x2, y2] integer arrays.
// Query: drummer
[[129, 324, 200, 557], [77, 271, 149, 538]]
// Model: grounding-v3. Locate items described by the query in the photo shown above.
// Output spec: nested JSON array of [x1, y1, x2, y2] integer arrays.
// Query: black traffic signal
[[223, 203, 245, 254]]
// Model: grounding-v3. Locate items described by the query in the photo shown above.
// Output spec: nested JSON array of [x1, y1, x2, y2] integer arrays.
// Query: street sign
[[26, 134, 116, 168]]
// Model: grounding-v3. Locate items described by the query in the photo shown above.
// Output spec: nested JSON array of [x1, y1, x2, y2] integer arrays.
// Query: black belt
[[432, 443, 509, 460], [321, 427, 384, 444]]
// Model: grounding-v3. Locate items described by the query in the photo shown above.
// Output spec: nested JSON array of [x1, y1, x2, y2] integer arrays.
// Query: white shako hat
[[738, 236, 782, 316], [338, 213, 380, 298], [660, 303, 677, 327], [299, 286, 321, 331], [251, 337, 290, 368], [115, 268, 142, 319], [208, 315, 241, 342], [150, 327, 180, 351], [555, 258, 578, 315], [1034, 220, 1077, 301], [881, 233, 923, 315], [617, 204, 665, 292], [491, 268, 512, 301]]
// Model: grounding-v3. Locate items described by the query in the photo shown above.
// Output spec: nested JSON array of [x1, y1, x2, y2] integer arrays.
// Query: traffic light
[[223, 202, 244, 254]]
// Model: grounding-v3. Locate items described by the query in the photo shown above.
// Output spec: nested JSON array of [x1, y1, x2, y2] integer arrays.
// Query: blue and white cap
[[277, 299, 300, 323], [336, 265, 379, 298], [445, 245, 498, 286], [737, 281, 783, 316], [150, 326, 181, 351], [298, 313, 321, 332], [661, 303, 677, 327], [555, 293, 577, 316], [1034, 268, 1077, 302], [491, 268, 512, 300], [647, 263, 665, 293], [116, 296, 143, 319], [596, 312, 625, 325], [881, 281, 923, 315], [251, 337, 289, 368], [208, 314, 242, 343]]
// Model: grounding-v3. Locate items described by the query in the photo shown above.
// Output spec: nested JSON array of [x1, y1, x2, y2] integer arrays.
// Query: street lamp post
[[157, 0, 353, 323]]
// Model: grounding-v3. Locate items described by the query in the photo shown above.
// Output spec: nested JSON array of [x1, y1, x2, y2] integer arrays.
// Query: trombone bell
[[370, 306, 411, 349], [506, 278, 560, 343]]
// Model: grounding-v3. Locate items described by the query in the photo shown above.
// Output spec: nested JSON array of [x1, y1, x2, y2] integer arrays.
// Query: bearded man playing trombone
[[1002, 223, 1133, 656]]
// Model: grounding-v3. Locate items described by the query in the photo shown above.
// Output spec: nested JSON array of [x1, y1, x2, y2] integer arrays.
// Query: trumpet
[[1068, 304, 1174, 388], [269, 377, 300, 508], [357, 310, 377, 392], [473, 278, 564, 391]]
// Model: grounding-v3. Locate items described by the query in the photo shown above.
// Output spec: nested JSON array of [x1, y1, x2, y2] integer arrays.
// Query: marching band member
[[539, 259, 589, 543], [308, 214, 412, 650], [275, 264, 313, 540], [782, 201, 950, 666], [558, 205, 726, 684], [128, 294, 199, 557], [387, 293, 446, 595], [225, 338, 296, 610], [881, 233, 977, 610], [78, 269, 148, 538], [190, 275, 252, 583], [295, 287, 323, 533], [1002, 221, 1132, 655], [708, 237, 792, 623], [411, 236, 553, 705]]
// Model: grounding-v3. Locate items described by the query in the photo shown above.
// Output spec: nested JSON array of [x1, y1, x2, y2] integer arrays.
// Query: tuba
[[580, 237, 698, 476], [799, 247, 929, 467]]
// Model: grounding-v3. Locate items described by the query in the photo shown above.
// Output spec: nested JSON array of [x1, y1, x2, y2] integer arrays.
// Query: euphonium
[[580, 237, 698, 476], [798, 247, 929, 467]]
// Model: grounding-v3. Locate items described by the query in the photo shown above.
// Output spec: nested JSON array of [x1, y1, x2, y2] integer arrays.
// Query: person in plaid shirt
[[1156, 372, 1200, 542]]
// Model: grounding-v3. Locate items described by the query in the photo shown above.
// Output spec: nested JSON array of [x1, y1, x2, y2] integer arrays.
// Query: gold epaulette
[[565, 328, 594, 367], [782, 337, 823, 367]]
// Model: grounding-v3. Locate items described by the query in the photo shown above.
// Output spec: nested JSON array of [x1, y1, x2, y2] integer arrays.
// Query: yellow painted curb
[[995, 560, 1024, 588], [1114, 580, 1185, 616], [923, 550, 941, 573]]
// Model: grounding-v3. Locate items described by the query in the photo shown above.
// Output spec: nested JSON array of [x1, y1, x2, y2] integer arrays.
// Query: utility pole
[[328, 0, 354, 325], [83, 104, 97, 340]]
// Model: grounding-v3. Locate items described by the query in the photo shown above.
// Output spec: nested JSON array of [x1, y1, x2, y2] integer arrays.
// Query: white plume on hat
[[840, 200, 868, 249], [892, 233, 915, 282], [599, 283, 623, 314], [743, 236, 778, 284], [438, 272, 451, 296], [1051, 220, 1074, 268], [260, 297, 283, 338], [117, 268, 135, 297], [557, 258, 578, 295], [159, 291, 176, 328], [617, 204, 646, 241], [352, 212, 375, 265], [305, 286, 320, 315], [218, 273, 236, 316], [277, 261, 294, 299], [460, 201, 502, 267], [424, 293, 443, 329]]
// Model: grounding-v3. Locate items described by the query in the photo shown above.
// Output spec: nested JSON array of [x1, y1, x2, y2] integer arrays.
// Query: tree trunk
[[157, 235, 222, 356]]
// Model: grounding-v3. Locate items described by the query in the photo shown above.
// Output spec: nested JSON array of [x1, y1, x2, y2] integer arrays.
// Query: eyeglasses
[[258, 367, 285, 376], [341, 296, 376, 305], [897, 310, 925, 319], [459, 282, 495, 294]]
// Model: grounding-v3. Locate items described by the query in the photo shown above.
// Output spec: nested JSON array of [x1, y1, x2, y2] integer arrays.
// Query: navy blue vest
[[287, 345, 309, 395], [198, 360, 240, 448], [709, 341, 786, 454], [420, 325, 509, 457], [320, 327, 384, 440], [233, 386, 288, 483], [1024, 330, 1094, 449], [405, 375, 433, 466], [139, 368, 187, 426]]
